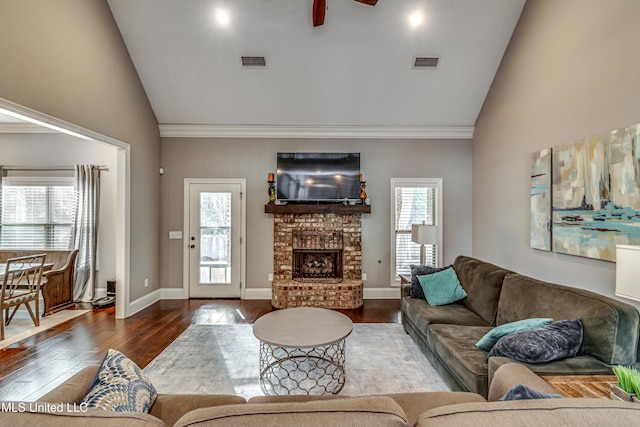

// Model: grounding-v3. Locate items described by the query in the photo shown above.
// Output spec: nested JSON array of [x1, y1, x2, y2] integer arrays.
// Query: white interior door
[[187, 180, 244, 298]]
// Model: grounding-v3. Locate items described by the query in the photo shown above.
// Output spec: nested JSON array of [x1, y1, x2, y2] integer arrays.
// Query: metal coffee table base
[[259, 339, 346, 395]]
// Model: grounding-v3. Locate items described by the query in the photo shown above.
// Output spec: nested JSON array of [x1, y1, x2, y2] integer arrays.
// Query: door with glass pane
[[188, 181, 243, 298]]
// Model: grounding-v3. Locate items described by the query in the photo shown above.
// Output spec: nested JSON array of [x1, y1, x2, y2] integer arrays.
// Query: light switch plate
[[169, 231, 183, 239]]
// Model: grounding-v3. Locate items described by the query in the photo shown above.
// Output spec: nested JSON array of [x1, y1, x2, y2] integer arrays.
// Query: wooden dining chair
[[1, 254, 46, 340]]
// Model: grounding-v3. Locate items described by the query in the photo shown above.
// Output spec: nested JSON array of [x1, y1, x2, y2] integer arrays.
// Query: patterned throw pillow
[[409, 265, 452, 299], [499, 384, 564, 401], [82, 349, 157, 413]]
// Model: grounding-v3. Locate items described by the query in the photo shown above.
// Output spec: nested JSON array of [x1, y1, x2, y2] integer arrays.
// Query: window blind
[[393, 184, 438, 279], [0, 177, 76, 250]]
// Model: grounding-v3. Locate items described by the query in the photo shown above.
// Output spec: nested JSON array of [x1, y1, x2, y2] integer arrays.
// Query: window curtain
[[71, 165, 100, 302]]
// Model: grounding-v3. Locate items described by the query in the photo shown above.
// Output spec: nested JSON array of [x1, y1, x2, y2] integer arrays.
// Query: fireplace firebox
[[292, 230, 343, 283]]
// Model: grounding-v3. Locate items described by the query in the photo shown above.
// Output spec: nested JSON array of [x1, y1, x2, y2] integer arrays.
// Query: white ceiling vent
[[241, 56, 267, 68], [413, 57, 439, 69]]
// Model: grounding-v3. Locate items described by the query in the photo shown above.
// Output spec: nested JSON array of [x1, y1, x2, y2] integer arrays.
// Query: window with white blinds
[[391, 178, 443, 283], [0, 176, 76, 250]]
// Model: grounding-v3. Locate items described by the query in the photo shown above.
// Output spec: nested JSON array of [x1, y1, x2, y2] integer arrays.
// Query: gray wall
[[160, 138, 472, 291], [0, 134, 118, 293], [473, 0, 640, 309], [0, 0, 161, 302]]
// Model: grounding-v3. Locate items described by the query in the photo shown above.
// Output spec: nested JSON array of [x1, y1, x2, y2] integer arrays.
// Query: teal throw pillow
[[417, 268, 467, 306], [476, 318, 553, 352], [82, 349, 157, 413]]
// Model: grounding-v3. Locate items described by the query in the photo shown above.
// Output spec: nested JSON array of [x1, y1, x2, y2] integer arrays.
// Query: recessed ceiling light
[[216, 10, 229, 25], [410, 11, 422, 27]]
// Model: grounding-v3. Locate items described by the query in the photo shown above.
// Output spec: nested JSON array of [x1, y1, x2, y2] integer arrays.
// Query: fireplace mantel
[[264, 203, 371, 215]]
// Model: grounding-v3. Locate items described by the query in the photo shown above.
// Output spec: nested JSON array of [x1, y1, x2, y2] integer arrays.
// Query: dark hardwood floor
[[0, 299, 401, 401]]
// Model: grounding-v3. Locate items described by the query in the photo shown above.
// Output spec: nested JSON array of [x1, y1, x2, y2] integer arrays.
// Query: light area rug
[[0, 309, 90, 349], [144, 323, 450, 399]]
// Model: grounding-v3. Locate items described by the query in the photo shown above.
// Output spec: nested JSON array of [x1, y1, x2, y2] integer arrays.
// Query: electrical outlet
[[268, 273, 273, 281], [144, 278, 149, 288], [362, 273, 367, 281]]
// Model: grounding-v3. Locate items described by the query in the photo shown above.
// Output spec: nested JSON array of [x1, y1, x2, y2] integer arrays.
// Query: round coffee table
[[252, 307, 353, 396]]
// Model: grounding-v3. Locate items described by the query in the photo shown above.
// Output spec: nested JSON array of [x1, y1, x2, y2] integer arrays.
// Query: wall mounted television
[[276, 152, 361, 202]]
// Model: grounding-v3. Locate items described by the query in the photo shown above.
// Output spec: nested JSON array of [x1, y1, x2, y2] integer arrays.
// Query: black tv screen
[[276, 153, 361, 202]]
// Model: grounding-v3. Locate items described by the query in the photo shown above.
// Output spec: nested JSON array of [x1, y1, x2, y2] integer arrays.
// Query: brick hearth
[[272, 212, 363, 308]]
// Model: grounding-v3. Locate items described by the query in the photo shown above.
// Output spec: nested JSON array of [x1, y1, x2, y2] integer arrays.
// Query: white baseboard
[[244, 288, 272, 300], [160, 287, 187, 299], [363, 287, 401, 299], [128, 289, 161, 316], [152, 287, 399, 301]]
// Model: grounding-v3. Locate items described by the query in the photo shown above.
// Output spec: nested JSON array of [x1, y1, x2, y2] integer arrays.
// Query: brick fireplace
[[271, 212, 364, 309]]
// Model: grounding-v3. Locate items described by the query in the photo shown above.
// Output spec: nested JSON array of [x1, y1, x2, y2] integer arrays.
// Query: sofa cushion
[[476, 318, 553, 352], [410, 265, 452, 299], [39, 365, 100, 404], [173, 396, 408, 427], [149, 394, 247, 427], [488, 318, 584, 363], [425, 324, 494, 397], [82, 349, 157, 413], [496, 273, 639, 365], [418, 268, 467, 306], [0, 407, 165, 427], [415, 399, 640, 427], [453, 256, 512, 325], [402, 297, 490, 331]]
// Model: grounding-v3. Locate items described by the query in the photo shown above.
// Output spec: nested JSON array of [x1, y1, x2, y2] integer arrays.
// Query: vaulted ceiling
[[107, 0, 525, 137]]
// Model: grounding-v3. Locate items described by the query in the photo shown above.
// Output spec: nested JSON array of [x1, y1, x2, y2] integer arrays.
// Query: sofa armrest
[[488, 362, 564, 401], [401, 282, 411, 298], [38, 365, 99, 404]]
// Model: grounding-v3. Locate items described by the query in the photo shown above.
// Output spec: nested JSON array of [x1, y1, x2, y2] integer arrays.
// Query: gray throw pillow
[[499, 384, 564, 401], [487, 317, 583, 363], [409, 265, 452, 299]]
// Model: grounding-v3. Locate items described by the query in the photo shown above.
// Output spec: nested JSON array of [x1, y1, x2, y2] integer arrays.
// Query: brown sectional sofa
[[401, 255, 640, 398], [2, 362, 639, 426]]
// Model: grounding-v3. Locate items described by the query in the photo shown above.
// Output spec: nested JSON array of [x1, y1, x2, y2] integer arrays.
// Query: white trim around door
[[183, 178, 247, 299]]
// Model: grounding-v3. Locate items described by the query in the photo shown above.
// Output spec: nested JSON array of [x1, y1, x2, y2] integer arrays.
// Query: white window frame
[[390, 178, 443, 286], [0, 176, 76, 250]]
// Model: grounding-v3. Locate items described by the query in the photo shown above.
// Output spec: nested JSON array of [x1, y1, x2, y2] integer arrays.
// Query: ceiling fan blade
[[313, 0, 326, 27], [354, 0, 378, 5]]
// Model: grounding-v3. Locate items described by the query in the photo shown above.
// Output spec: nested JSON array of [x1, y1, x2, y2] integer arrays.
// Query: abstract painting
[[530, 148, 552, 251], [551, 123, 640, 261]]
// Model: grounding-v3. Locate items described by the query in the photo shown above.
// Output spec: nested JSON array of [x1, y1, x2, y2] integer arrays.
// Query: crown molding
[[0, 123, 58, 133], [158, 124, 474, 139]]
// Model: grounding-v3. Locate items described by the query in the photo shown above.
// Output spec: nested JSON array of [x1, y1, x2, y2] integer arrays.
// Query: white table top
[[253, 307, 353, 348]]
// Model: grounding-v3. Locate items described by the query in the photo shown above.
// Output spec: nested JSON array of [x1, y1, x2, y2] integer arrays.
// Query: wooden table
[[541, 375, 617, 399]]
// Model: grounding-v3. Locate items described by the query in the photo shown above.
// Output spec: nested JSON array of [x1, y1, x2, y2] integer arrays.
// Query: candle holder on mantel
[[359, 181, 367, 204], [267, 173, 276, 203]]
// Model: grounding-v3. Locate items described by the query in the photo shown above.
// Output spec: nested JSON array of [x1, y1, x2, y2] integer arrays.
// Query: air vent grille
[[241, 56, 267, 68], [413, 57, 439, 69]]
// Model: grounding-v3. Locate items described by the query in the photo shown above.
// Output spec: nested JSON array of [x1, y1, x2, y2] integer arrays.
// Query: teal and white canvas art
[[551, 123, 640, 261], [530, 148, 552, 251]]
